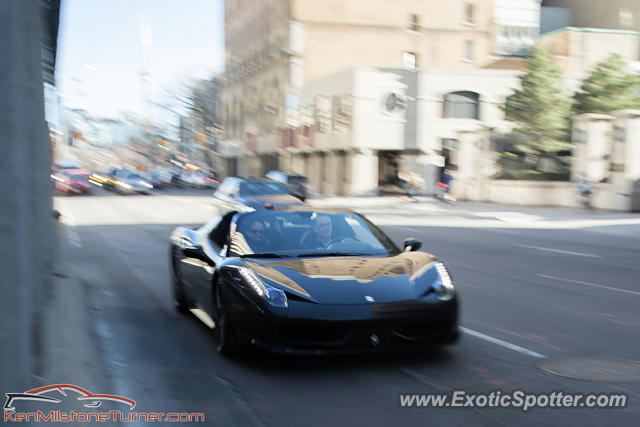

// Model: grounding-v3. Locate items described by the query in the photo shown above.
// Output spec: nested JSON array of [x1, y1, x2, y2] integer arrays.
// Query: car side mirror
[[403, 238, 422, 252], [181, 239, 205, 259], [292, 191, 306, 201]]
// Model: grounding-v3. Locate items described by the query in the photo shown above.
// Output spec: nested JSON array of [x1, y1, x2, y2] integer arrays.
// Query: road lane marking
[[460, 327, 546, 358], [514, 244, 601, 258], [538, 274, 640, 296], [388, 225, 420, 234]]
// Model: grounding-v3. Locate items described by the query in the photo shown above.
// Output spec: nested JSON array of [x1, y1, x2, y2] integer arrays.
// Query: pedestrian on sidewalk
[[574, 176, 593, 209], [436, 167, 456, 204]]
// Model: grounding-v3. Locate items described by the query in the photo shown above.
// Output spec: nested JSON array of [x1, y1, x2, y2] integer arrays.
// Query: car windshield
[[289, 176, 307, 184], [69, 174, 87, 181], [239, 181, 288, 196], [228, 211, 399, 257]]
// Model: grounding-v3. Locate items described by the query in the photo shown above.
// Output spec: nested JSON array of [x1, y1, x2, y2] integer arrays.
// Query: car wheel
[[172, 250, 190, 314], [214, 283, 239, 357], [439, 328, 460, 345]]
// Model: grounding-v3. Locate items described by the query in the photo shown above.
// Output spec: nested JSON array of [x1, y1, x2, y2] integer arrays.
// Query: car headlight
[[236, 267, 288, 308], [432, 262, 456, 301]]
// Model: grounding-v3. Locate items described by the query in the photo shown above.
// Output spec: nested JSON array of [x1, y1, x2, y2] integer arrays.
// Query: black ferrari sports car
[[170, 205, 459, 356]]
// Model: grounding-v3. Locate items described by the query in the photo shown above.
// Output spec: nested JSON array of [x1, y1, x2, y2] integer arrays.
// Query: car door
[[180, 213, 232, 315], [179, 215, 221, 309]]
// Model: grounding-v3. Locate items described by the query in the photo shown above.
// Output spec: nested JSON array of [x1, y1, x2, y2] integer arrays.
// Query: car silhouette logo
[[4, 384, 136, 412]]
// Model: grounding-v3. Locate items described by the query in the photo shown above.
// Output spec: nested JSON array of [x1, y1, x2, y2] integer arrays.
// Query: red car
[[52, 168, 92, 195]]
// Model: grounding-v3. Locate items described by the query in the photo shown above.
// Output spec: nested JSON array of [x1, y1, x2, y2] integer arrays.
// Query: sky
[[56, 0, 225, 121]]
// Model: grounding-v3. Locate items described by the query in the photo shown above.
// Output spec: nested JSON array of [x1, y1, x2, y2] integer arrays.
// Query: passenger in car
[[243, 218, 271, 252]]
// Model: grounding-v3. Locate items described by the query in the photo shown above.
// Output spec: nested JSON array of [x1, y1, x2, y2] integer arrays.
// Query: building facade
[[537, 27, 640, 84], [293, 66, 520, 195], [219, 1, 532, 180], [542, 0, 640, 34], [219, 0, 544, 194]]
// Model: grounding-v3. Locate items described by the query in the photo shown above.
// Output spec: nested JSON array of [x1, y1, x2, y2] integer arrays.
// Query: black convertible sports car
[[170, 205, 459, 356]]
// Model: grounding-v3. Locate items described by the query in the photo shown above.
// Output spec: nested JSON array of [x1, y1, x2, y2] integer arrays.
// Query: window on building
[[620, 9, 633, 27], [464, 3, 475, 25], [443, 91, 480, 119], [464, 40, 474, 61], [409, 14, 420, 31], [403, 51, 417, 69], [572, 129, 586, 143]]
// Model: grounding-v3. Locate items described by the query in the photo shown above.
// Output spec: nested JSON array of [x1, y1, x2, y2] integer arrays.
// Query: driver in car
[[299, 214, 340, 249]]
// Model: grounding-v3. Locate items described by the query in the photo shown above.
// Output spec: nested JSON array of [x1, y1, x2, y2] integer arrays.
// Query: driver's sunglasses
[[249, 228, 265, 234]]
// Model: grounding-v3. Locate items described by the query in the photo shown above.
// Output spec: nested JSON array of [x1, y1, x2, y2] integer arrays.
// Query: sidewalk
[[33, 221, 110, 395], [308, 195, 640, 231]]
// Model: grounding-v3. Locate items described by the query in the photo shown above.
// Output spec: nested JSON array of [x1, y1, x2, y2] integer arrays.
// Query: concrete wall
[[571, 114, 614, 182], [455, 127, 497, 201], [482, 180, 604, 208], [0, 0, 54, 389], [349, 151, 379, 196], [353, 68, 407, 150], [609, 110, 640, 210]]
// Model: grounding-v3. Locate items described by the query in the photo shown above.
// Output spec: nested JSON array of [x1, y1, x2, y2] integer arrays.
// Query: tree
[[504, 47, 571, 153], [573, 54, 640, 114]]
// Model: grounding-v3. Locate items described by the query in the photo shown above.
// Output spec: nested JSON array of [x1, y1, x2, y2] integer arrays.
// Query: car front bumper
[[227, 297, 459, 354]]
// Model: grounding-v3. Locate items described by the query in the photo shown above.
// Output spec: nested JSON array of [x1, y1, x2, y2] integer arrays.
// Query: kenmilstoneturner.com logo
[[4, 384, 205, 423]]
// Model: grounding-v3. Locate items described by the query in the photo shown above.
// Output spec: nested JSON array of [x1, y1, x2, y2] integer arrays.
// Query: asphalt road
[[51, 188, 640, 426]]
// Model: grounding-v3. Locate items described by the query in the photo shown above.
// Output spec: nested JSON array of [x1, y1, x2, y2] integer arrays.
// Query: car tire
[[439, 328, 460, 345], [171, 249, 190, 314], [213, 282, 239, 357]]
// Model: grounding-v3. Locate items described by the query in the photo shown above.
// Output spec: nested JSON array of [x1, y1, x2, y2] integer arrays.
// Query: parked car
[[192, 171, 220, 189], [169, 205, 459, 356], [212, 177, 304, 209], [113, 170, 154, 194], [265, 170, 308, 201], [100, 168, 122, 191], [52, 169, 92, 195], [173, 170, 197, 188], [146, 170, 172, 190]]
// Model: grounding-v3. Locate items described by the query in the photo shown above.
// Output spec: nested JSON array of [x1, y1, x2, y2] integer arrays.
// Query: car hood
[[241, 251, 440, 304]]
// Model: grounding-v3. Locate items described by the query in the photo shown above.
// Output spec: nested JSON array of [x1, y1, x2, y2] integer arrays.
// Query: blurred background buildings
[[212, 0, 640, 209], [43, 0, 640, 209], [218, 0, 542, 195]]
